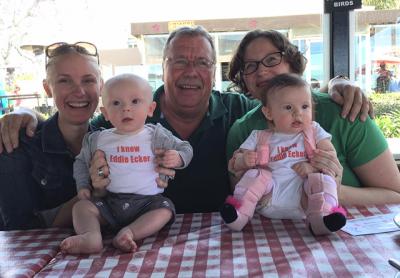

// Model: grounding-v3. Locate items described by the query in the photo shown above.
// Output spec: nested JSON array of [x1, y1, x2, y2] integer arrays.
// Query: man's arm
[[323, 76, 374, 122], [0, 108, 43, 153]]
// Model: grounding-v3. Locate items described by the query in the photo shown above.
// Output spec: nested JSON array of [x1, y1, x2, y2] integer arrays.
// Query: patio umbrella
[[372, 55, 400, 65]]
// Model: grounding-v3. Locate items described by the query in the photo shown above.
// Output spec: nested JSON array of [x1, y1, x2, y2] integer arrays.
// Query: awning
[[98, 47, 143, 66]]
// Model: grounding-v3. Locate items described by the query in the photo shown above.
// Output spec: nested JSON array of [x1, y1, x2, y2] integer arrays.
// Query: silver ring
[[98, 168, 104, 177]]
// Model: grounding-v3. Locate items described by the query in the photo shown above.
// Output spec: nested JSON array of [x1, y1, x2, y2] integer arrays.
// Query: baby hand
[[161, 149, 183, 168], [77, 188, 91, 200], [292, 161, 317, 178], [243, 150, 257, 168]]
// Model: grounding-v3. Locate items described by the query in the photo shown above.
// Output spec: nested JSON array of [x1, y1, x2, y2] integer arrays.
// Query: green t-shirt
[[91, 85, 259, 213], [226, 92, 388, 187]]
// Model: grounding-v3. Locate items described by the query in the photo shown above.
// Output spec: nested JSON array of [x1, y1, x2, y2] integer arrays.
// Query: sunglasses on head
[[45, 42, 99, 68]]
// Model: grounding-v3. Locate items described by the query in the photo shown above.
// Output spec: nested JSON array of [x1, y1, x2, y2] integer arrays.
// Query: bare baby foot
[[113, 227, 137, 253], [60, 232, 103, 254]]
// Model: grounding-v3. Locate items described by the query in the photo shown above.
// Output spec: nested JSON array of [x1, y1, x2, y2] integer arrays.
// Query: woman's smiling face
[[243, 37, 292, 100], [44, 53, 102, 125]]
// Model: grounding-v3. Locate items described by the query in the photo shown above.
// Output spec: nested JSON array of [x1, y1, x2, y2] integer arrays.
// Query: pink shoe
[[304, 173, 346, 235], [220, 169, 273, 231]]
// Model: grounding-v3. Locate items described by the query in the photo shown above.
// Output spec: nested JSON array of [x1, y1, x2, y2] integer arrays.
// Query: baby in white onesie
[[61, 74, 193, 254], [220, 73, 346, 235]]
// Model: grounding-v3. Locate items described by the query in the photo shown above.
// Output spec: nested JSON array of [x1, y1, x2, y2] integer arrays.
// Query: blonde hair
[[46, 47, 100, 80], [101, 73, 152, 104]]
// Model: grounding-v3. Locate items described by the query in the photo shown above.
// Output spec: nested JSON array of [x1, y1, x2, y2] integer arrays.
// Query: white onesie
[[239, 122, 331, 219], [97, 127, 161, 195]]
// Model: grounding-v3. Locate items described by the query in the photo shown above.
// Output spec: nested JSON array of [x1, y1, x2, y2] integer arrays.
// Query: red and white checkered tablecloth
[[0, 228, 72, 278], [1, 205, 400, 277]]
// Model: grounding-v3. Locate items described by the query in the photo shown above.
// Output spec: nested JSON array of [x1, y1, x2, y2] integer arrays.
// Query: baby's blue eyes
[[84, 78, 96, 84], [58, 78, 70, 84], [283, 105, 309, 110], [111, 99, 141, 106], [57, 78, 96, 84]]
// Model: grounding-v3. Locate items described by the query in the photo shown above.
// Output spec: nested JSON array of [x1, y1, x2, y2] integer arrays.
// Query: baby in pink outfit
[[220, 74, 346, 235]]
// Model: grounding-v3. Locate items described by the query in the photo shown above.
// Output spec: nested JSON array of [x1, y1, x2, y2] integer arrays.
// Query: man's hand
[[0, 108, 38, 153], [328, 77, 374, 122]]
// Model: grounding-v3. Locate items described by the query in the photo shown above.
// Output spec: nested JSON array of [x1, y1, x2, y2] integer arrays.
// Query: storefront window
[[293, 38, 323, 86], [217, 33, 245, 57], [354, 10, 400, 93], [144, 35, 168, 64], [354, 8, 400, 144]]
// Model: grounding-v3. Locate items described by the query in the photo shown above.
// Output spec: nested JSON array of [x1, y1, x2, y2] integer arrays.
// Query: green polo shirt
[[226, 92, 388, 187], [91, 85, 258, 213]]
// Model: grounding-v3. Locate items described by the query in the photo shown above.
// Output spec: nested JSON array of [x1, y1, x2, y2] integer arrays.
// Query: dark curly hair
[[228, 30, 307, 93], [260, 73, 309, 107]]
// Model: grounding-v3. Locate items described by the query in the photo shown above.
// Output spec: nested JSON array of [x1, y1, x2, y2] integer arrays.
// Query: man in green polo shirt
[[91, 26, 258, 213], [89, 27, 368, 213]]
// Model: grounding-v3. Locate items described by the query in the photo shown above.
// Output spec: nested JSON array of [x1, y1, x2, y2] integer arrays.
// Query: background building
[[126, 9, 400, 93], [0, 1, 399, 112]]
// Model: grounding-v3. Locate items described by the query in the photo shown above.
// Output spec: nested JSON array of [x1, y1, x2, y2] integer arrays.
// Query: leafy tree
[[0, 0, 54, 67], [363, 0, 400, 10]]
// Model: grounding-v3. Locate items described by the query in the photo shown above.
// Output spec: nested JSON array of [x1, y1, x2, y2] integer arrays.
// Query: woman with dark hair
[[226, 30, 400, 206]]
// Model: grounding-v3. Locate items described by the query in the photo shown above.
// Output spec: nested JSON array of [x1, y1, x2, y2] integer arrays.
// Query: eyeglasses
[[166, 57, 215, 71], [45, 42, 99, 68], [242, 51, 285, 75]]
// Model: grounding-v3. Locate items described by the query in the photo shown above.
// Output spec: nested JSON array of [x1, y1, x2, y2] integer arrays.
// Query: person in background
[[226, 30, 400, 206], [61, 74, 192, 254], [0, 82, 8, 115], [376, 62, 392, 93], [221, 74, 346, 235], [0, 26, 374, 215]]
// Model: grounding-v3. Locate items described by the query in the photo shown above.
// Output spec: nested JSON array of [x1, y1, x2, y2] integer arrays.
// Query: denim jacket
[[0, 113, 92, 230]]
